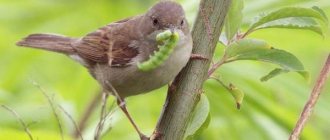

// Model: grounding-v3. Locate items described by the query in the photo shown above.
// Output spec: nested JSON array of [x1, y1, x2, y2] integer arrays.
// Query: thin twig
[[31, 80, 64, 140], [58, 105, 84, 140], [208, 58, 226, 76], [94, 91, 109, 140], [75, 91, 102, 138], [241, 28, 255, 39], [1, 105, 34, 140], [209, 76, 229, 90], [94, 80, 122, 138], [289, 54, 330, 140], [93, 64, 119, 140], [100, 102, 118, 139]]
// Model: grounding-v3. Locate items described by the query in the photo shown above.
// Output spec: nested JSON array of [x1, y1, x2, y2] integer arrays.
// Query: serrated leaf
[[312, 6, 329, 22], [184, 94, 210, 139], [225, 39, 306, 80], [256, 17, 324, 36], [224, 0, 244, 41], [247, 7, 328, 33]]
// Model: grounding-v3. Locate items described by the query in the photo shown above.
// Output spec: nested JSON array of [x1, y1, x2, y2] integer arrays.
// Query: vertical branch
[[152, 0, 231, 139], [289, 54, 330, 140]]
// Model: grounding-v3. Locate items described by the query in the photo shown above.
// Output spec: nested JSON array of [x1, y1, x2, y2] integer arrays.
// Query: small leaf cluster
[[186, 0, 328, 139], [217, 1, 327, 108]]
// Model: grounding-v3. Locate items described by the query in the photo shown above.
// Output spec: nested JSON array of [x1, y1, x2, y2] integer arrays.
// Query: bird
[[17, 1, 193, 139]]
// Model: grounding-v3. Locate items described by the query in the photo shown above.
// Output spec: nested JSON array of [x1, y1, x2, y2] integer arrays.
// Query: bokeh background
[[0, 0, 329, 139]]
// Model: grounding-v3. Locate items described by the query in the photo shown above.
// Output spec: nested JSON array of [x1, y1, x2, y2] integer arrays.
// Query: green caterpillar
[[137, 30, 179, 71]]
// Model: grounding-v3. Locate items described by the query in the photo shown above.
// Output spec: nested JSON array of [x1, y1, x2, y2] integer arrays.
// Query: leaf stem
[[208, 58, 226, 77]]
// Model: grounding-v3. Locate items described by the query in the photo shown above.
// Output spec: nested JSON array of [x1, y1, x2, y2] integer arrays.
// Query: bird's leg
[[117, 98, 149, 140], [190, 53, 209, 60]]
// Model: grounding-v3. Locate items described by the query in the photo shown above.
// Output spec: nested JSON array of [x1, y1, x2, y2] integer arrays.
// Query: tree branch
[[152, 0, 231, 139], [289, 54, 330, 140]]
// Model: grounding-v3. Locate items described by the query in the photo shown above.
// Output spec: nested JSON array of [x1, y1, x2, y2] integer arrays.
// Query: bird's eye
[[153, 19, 159, 26], [180, 20, 184, 26]]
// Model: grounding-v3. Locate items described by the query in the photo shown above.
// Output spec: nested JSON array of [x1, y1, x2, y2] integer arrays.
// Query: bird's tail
[[16, 34, 76, 54]]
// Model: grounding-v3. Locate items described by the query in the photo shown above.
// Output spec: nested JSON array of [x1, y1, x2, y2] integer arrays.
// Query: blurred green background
[[0, 0, 329, 140]]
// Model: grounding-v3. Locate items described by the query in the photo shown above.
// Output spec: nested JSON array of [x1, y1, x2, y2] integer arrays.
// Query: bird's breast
[[95, 36, 192, 98]]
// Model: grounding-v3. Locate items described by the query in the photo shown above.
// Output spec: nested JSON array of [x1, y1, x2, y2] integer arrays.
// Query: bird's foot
[[117, 99, 149, 140]]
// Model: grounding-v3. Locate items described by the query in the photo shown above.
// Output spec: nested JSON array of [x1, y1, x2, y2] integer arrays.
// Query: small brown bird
[[17, 1, 193, 139]]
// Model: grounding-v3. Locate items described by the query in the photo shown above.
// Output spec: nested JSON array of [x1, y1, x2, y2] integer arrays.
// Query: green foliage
[[137, 30, 179, 71], [185, 94, 210, 140], [256, 17, 324, 36], [211, 5, 328, 114], [211, 78, 245, 109], [1, 0, 330, 140], [224, 0, 244, 41], [225, 39, 308, 81], [247, 7, 328, 35], [227, 84, 245, 109]]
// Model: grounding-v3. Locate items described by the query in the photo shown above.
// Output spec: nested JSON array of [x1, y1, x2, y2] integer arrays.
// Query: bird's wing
[[74, 17, 139, 67]]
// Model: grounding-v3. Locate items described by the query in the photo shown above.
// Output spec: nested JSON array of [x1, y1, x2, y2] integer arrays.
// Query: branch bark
[[289, 54, 330, 140], [152, 0, 231, 139]]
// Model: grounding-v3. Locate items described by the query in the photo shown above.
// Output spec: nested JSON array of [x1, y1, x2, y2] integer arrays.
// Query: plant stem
[[58, 105, 84, 140], [32, 81, 64, 140], [152, 0, 231, 139], [208, 59, 226, 77], [289, 54, 330, 140], [1, 105, 34, 140], [75, 91, 102, 138]]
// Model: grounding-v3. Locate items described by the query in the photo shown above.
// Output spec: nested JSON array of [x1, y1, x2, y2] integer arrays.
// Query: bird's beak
[[169, 25, 176, 34]]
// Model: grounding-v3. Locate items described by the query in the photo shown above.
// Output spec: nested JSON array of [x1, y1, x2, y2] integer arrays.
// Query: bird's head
[[141, 1, 190, 42]]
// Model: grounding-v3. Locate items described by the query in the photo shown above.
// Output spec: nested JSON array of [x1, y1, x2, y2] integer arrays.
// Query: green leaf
[[247, 7, 328, 34], [312, 6, 329, 22], [261, 68, 310, 82], [185, 94, 210, 139], [261, 68, 289, 82], [298, 70, 310, 81], [256, 17, 324, 36], [228, 83, 245, 109], [211, 78, 245, 109], [224, 0, 244, 41], [226, 39, 306, 81]]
